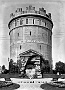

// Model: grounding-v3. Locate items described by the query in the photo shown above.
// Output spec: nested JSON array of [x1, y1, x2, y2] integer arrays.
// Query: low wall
[[11, 78, 52, 84]]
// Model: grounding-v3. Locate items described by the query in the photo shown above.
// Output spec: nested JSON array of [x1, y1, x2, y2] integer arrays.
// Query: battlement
[[10, 5, 51, 20]]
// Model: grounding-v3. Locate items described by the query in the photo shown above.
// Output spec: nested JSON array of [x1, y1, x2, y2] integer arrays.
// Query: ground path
[[0, 78, 52, 90], [11, 78, 52, 90], [1, 78, 65, 90], [0, 78, 65, 90], [15, 83, 43, 90]]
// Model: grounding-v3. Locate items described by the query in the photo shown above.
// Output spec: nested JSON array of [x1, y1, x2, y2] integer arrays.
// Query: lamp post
[[8, 58, 10, 70]]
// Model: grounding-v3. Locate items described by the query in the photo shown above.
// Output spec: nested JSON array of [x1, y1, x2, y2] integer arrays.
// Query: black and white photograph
[[0, 0, 65, 90]]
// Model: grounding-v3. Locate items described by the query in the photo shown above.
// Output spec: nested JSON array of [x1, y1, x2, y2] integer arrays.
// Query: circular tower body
[[8, 5, 53, 68]]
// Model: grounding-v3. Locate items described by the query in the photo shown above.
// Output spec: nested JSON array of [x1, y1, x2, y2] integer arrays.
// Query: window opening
[[20, 45, 21, 49], [26, 18, 28, 24], [20, 19, 23, 25], [45, 22, 46, 26], [50, 36, 51, 40], [18, 33, 19, 36], [30, 31, 31, 36], [40, 45, 41, 50], [33, 19, 34, 24], [15, 20, 17, 26], [39, 20, 41, 25]]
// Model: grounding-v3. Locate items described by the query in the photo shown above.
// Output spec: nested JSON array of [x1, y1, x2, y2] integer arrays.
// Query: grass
[[0, 82, 20, 90], [40, 83, 65, 90]]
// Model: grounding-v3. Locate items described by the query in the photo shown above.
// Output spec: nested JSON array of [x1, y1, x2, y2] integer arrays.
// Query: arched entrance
[[17, 49, 45, 78]]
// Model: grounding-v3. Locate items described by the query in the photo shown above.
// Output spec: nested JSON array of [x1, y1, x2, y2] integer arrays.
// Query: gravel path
[[11, 78, 50, 90], [0, 78, 52, 90], [15, 83, 44, 90]]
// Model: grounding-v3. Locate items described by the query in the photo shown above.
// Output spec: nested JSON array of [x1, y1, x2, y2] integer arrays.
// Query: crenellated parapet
[[10, 5, 51, 20]]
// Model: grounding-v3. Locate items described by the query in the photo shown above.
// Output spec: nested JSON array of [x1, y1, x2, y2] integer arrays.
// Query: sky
[[0, 0, 65, 69]]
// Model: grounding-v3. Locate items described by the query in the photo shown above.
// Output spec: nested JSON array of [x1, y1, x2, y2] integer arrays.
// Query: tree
[[44, 60, 50, 73], [40, 60, 50, 78], [55, 61, 65, 74], [2, 65, 5, 70], [4, 69, 9, 74], [2, 65, 6, 74], [45, 65, 50, 73], [41, 62, 45, 78], [9, 59, 13, 73], [53, 69, 57, 74]]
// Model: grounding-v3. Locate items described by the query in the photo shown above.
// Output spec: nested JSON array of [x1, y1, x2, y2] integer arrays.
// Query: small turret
[[48, 13, 51, 19], [39, 8, 46, 15], [15, 8, 22, 13], [10, 13, 15, 18]]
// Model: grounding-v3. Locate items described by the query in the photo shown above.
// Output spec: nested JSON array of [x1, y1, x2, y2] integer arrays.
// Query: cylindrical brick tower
[[8, 5, 53, 68]]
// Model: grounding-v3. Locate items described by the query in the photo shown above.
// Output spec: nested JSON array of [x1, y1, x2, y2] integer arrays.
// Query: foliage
[[9, 59, 19, 73], [2, 65, 5, 70], [40, 60, 50, 78], [2, 65, 9, 74], [41, 63, 50, 73], [53, 70, 57, 74], [4, 69, 9, 74], [55, 61, 65, 74]]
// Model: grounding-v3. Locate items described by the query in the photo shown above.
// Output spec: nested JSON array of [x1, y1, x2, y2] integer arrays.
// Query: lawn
[[40, 83, 65, 90], [0, 82, 20, 90], [0, 73, 20, 78]]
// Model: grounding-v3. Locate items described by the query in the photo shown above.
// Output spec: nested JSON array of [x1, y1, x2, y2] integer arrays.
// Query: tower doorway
[[17, 49, 45, 78]]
